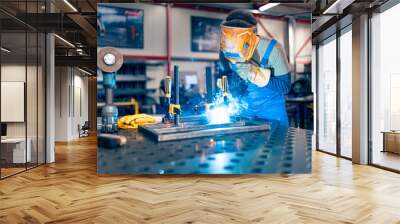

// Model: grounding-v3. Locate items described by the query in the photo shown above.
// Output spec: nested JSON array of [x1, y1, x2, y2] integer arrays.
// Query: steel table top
[[97, 122, 312, 175]]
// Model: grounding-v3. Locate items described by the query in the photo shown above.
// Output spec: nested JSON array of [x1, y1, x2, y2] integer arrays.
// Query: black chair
[[78, 121, 90, 138]]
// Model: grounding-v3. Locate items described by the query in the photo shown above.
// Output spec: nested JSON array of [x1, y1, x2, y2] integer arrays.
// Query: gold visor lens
[[220, 26, 257, 62]]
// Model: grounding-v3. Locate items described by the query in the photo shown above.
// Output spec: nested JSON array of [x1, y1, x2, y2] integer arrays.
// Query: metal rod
[[336, 26, 341, 157], [206, 67, 213, 103], [174, 66, 179, 104], [25, 16, 28, 171], [315, 45, 320, 151], [174, 65, 179, 125], [105, 88, 113, 105], [367, 12, 373, 165], [0, 26, 2, 178]]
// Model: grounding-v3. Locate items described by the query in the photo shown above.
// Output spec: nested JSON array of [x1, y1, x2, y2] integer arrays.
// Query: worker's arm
[[219, 51, 243, 90], [219, 51, 231, 75], [233, 63, 271, 87], [265, 43, 291, 94], [220, 51, 264, 84]]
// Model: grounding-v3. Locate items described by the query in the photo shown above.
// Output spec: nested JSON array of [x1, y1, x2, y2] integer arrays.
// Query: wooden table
[[382, 131, 400, 154]]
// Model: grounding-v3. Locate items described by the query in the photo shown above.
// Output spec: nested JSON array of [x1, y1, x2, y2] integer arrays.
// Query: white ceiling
[[194, 3, 311, 19]]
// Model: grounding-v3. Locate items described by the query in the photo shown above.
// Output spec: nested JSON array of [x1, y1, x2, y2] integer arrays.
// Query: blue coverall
[[221, 37, 291, 127]]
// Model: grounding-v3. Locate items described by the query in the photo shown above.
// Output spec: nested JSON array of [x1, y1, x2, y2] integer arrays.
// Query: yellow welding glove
[[235, 63, 271, 88], [118, 114, 157, 129]]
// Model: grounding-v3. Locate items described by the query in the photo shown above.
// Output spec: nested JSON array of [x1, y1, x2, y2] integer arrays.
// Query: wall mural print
[[97, 5, 144, 49]]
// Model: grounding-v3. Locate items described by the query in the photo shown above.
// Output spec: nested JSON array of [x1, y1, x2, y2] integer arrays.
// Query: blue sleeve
[[219, 52, 243, 91], [219, 51, 231, 75], [266, 73, 291, 95]]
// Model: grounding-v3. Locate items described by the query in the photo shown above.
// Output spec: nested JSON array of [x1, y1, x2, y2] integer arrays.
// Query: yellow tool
[[118, 114, 157, 129], [169, 104, 181, 115], [114, 98, 139, 115]]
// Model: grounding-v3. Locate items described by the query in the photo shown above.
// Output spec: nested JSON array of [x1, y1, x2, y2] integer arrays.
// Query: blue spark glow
[[207, 106, 230, 124], [207, 95, 240, 124]]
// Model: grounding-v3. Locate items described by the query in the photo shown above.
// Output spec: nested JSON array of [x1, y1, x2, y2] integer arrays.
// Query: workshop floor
[[1, 136, 400, 223]]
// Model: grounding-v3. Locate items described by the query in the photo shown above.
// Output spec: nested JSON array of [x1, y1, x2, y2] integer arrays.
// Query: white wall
[[55, 67, 69, 141], [55, 67, 89, 141], [99, 3, 312, 62], [100, 3, 167, 56], [295, 21, 312, 72], [295, 22, 312, 59], [257, 17, 287, 49], [1, 65, 25, 138], [1, 63, 46, 163], [72, 74, 89, 138], [98, 3, 311, 102], [1, 65, 35, 138], [170, 7, 226, 59]]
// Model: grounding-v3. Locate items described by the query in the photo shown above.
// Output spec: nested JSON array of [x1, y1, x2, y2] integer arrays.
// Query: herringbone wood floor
[[1, 136, 400, 224]]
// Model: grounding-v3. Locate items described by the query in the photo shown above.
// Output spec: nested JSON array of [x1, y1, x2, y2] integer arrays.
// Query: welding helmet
[[220, 25, 259, 64]]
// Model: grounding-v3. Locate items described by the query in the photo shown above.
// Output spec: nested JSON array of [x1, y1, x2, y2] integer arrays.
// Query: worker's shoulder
[[253, 37, 285, 63], [259, 36, 273, 43], [258, 36, 284, 51]]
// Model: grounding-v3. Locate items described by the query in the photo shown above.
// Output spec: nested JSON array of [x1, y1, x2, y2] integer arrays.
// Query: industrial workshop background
[[96, 3, 313, 175], [96, 3, 313, 130]]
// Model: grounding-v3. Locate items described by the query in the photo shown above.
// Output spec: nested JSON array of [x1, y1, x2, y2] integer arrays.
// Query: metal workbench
[[97, 122, 312, 175]]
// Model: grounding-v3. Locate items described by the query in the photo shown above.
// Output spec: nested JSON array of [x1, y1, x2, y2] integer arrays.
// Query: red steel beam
[[123, 55, 220, 62], [295, 35, 312, 58], [171, 4, 230, 14], [166, 4, 172, 76], [255, 16, 275, 39], [123, 55, 168, 61]]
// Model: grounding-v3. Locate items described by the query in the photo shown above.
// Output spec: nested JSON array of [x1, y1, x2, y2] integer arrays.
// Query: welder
[[219, 10, 291, 127]]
